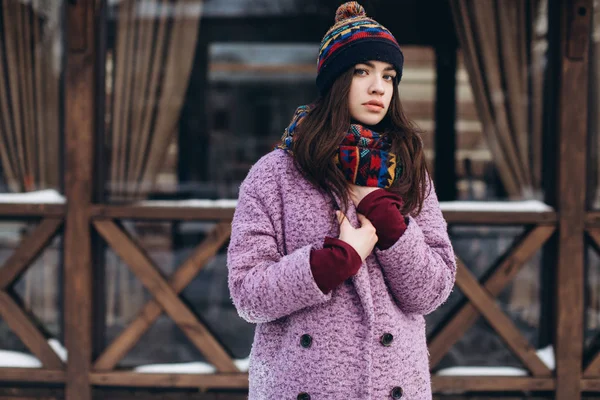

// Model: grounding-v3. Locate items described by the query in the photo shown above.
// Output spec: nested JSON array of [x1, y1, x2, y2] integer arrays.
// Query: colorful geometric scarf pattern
[[277, 105, 402, 189]]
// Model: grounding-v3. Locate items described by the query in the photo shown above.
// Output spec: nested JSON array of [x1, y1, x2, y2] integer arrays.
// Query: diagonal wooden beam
[[94, 222, 231, 370], [0, 291, 63, 369], [93, 220, 238, 373], [455, 258, 552, 376], [583, 228, 600, 377], [0, 218, 63, 289], [586, 227, 600, 255], [429, 225, 555, 367]]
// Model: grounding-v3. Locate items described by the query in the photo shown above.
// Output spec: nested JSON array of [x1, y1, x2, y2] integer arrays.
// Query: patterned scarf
[[277, 105, 402, 189]]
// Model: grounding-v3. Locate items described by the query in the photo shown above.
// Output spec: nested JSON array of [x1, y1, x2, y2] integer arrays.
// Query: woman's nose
[[369, 78, 385, 95]]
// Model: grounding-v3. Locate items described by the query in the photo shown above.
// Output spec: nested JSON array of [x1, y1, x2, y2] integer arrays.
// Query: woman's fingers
[[338, 212, 374, 231], [357, 213, 374, 228], [336, 210, 348, 226]]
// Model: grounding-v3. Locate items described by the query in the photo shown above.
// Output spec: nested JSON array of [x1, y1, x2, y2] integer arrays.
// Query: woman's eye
[[384, 74, 396, 81], [354, 68, 367, 76]]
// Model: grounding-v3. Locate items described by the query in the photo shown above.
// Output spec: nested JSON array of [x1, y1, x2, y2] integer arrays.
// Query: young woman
[[227, 2, 456, 399]]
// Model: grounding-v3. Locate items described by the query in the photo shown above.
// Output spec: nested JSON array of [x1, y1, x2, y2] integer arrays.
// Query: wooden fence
[[0, 0, 596, 399]]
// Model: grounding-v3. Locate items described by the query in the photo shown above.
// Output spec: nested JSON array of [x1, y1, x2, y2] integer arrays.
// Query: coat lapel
[[333, 192, 375, 398]]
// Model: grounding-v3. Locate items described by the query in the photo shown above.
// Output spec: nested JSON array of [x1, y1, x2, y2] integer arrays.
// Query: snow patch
[[136, 199, 237, 208], [0, 350, 42, 368], [439, 200, 552, 212], [435, 346, 555, 376], [134, 358, 250, 374], [0, 189, 65, 203]]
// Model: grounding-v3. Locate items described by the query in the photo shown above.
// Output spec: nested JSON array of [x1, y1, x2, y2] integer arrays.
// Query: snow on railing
[[435, 345, 555, 376], [134, 358, 250, 374], [0, 339, 67, 368], [0, 189, 65, 204], [439, 200, 553, 213], [0, 190, 555, 214], [0, 343, 553, 376]]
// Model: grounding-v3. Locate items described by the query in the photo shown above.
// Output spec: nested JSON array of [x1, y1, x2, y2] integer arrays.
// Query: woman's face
[[348, 60, 396, 126]]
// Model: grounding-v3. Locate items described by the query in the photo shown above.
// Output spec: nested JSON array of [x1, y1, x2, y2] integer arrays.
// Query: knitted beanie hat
[[316, 1, 404, 94]]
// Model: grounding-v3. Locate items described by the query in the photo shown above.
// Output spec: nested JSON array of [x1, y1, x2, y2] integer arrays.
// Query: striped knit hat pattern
[[316, 2, 404, 94]]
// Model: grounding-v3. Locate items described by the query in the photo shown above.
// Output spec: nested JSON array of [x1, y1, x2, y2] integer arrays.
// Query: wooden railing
[[1, 204, 600, 397], [0, 0, 593, 398], [431, 208, 557, 393], [0, 205, 562, 390]]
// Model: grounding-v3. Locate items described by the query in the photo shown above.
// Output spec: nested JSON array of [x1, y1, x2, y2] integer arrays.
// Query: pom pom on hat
[[335, 1, 366, 23]]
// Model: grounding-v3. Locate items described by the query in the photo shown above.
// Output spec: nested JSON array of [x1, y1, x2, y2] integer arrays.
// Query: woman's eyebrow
[[359, 61, 395, 71]]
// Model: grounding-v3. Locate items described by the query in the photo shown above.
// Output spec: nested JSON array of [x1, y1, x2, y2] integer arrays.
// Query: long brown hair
[[292, 67, 431, 216]]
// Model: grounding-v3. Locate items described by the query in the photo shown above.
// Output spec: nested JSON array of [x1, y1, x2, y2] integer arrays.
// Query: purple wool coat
[[227, 149, 456, 399]]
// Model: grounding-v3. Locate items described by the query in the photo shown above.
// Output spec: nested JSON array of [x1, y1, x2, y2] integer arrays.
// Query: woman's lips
[[363, 102, 384, 112]]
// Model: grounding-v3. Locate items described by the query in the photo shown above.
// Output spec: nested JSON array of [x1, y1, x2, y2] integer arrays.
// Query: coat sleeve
[[374, 178, 456, 315], [227, 173, 332, 324]]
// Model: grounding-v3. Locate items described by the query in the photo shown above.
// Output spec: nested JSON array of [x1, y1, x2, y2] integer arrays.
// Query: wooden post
[[64, 0, 96, 399], [554, 0, 592, 399]]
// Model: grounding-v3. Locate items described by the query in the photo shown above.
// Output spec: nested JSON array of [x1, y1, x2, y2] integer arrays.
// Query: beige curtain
[[0, 1, 63, 342], [451, 0, 548, 329], [450, 0, 547, 199], [107, 0, 201, 202], [0, 0, 61, 192], [105, 0, 202, 325]]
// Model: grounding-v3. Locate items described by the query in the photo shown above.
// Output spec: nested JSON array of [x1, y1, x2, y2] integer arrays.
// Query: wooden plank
[[64, 0, 96, 399], [0, 388, 63, 398], [454, 259, 552, 376], [0, 368, 65, 383], [431, 376, 555, 392], [93, 220, 238, 373], [0, 218, 62, 288], [67, 0, 88, 52], [0, 291, 63, 368], [0, 396, 59, 400], [0, 387, 63, 400], [429, 225, 555, 367], [92, 392, 247, 400], [553, 0, 591, 398], [441, 210, 557, 225], [89, 204, 558, 225], [0, 397, 58, 400], [94, 222, 231, 370], [586, 211, 600, 227], [0, 204, 65, 217], [581, 378, 600, 391], [90, 372, 249, 389], [89, 205, 235, 221]]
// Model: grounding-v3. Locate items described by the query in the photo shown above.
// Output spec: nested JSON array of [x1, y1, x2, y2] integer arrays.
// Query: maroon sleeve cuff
[[310, 237, 362, 294], [356, 190, 407, 250]]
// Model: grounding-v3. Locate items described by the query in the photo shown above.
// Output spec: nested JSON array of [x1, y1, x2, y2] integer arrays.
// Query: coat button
[[297, 392, 311, 400], [380, 333, 394, 346], [345, 277, 353, 284], [390, 386, 403, 398], [300, 334, 312, 348]]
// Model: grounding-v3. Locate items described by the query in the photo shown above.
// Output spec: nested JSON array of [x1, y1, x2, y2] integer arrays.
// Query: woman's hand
[[348, 184, 381, 207], [336, 211, 378, 261]]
